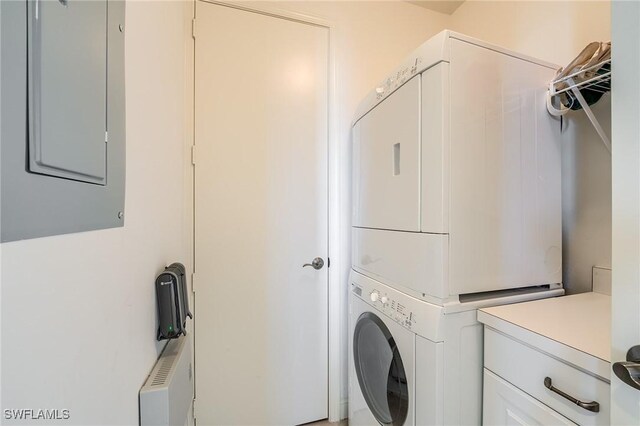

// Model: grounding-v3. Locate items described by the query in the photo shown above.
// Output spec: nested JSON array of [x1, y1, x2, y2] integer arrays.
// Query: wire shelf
[[549, 58, 611, 97], [547, 58, 611, 153]]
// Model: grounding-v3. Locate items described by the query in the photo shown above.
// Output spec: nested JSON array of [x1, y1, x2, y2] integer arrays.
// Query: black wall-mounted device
[[156, 263, 193, 341]]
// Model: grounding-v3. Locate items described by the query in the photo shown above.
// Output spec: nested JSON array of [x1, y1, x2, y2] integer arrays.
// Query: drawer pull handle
[[544, 377, 600, 413]]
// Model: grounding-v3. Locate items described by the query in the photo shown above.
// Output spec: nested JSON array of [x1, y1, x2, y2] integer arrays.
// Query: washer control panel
[[364, 289, 416, 331], [351, 271, 444, 341]]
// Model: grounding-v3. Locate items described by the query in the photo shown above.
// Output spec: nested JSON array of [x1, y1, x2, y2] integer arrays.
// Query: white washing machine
[[348, 271, 563, 426]]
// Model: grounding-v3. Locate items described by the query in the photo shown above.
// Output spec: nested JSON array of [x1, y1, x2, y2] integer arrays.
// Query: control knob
[[370, 291, 379, 302], [381, 296, 388, 304]]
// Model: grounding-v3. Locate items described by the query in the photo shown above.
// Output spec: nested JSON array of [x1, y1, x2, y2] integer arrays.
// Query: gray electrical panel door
[[28, 0, 108, 184], [0, 0, 126, 242]]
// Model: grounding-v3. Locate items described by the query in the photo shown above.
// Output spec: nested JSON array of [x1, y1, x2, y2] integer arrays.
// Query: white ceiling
[[406, 1, 465, 15]]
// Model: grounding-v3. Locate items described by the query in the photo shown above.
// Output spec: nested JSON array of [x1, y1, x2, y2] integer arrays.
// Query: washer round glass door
[[353, 312, 409, 426]]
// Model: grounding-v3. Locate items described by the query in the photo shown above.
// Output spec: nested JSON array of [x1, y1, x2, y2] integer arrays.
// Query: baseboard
[[340, 398, 348, 420]]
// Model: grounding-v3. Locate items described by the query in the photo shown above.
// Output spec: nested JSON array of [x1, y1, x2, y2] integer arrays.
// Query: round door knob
[[370, 292, 379, 302], [381, 296, 388, 304], [302, 257, 324, 270]]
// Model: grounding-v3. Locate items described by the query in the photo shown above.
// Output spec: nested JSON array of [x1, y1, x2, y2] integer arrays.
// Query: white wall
[[450, 0, 611, 66], [450, 0, 612, 294], [1, 2, 191, 424]]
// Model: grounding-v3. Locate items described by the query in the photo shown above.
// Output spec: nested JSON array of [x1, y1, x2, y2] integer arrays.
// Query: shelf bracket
[[567, 77, 611, 153]]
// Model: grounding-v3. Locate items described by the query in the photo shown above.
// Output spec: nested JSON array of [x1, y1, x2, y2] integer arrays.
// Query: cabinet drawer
[[352, 227, 448, 299], [483, 369, 576, 425], [484, 328, 609, 425]]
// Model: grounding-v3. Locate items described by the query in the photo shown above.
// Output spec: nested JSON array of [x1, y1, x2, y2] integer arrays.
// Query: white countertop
[[478, 292, 611, 379]]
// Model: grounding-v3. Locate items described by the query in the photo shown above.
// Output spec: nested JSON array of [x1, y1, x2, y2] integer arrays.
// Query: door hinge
[[191, 145, 196, 166], [193, 397, 197, 421], [191, 18, 196, 39], [327, 257, 331, 268], [191, 272, 196, 293], [105, 131, 109, 143]]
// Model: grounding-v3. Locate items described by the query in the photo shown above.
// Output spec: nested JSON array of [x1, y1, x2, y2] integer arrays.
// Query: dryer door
[[353, 311, 410, 426], [352, 76, 421, 232]]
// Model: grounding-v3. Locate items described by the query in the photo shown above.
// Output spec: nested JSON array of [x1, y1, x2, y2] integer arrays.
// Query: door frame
[[185, 1, 345, 421], [611, 1, 640, 423]]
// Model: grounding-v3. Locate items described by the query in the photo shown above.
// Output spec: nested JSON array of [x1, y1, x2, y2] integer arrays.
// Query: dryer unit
[[352, 30, 563, 305]]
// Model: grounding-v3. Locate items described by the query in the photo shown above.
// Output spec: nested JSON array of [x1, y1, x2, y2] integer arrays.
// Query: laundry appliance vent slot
[[459, 284, 554, 303]]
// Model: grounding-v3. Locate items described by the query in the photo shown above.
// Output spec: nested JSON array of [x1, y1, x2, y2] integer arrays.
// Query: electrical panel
[[1, 0, 126, 242]]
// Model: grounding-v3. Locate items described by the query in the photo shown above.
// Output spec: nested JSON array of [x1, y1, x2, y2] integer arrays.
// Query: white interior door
[[611, 1, 640, 424], [193, 2, 329, 425]]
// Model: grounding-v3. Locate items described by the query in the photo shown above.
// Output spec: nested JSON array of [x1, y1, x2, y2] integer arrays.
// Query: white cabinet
[[479, 293, 611, 426], [483, 328, 608, 425], [483, 369, 576, 426]]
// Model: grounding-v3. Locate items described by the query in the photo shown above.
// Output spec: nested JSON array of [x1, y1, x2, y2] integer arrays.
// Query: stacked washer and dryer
[[348, 30, 564, 426]]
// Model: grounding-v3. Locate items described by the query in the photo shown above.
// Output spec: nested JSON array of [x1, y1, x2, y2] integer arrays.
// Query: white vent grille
[[140, 335, 193, 426], [150, 354, 177, 386]]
